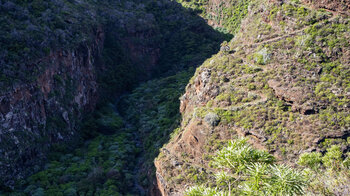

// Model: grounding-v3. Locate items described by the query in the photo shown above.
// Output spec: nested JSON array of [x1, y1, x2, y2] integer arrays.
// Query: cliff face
[[0, 24, 162, 189], [0, 0, 227, 190], [0, 29, 104, 187], [0, 0, 163, 188], [155, 0, 350, 195]]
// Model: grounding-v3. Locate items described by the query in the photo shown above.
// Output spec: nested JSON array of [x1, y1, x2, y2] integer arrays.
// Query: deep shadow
[[115, 1, 232, 195], [5, 0, 232, 195], [98, 1, 232, 193], [96, 0, 232, 105]]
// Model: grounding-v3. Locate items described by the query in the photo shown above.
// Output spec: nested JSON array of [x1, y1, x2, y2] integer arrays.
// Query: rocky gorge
[[0, 0, 226, 193], [0, 0, 349, 195]]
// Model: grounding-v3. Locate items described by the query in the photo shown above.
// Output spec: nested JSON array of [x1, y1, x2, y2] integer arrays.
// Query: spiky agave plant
[[185, 185, 228, 196], [212, 137, 274, 173], [240, 163, 307, 195], [215, 171, 236, 195], [244, 163, 269, 192], [185, 138, 308, 196], [265, 164, 307, 196]]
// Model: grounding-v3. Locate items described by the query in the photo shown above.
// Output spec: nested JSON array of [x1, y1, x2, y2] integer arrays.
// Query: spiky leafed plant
[[212, 138, 274, 173], [246, 163, 269, 191], [265, 164, 307, 196], [215, 171, 235, 195], [186, 138, 308, 196], [185, 185, 228, 196]]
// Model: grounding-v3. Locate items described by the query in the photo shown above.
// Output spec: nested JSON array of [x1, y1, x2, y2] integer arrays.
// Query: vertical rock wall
[[0, 28, 104, 188]]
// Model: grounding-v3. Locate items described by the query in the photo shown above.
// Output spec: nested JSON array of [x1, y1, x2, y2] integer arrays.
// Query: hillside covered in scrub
[[155, 0, 350, 195], [0, 0, 349, 195]]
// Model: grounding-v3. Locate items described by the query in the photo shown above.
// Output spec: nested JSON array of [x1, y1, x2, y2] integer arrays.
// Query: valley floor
[[7, 70, 193, 196]]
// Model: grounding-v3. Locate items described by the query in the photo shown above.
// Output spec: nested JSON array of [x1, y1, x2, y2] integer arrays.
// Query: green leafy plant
[[322, 145, 343, 170], [297, 152, 322, 170], [266, 164, 306, 196], [297, 145, 350, 195], [212, 138, 274, 172], [185, 185, 225, 196], [186, 138, 307, 196]]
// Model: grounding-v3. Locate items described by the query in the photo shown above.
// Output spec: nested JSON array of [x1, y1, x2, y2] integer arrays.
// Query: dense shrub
[[297, 145, 350, 195], [297, 152, 322, 170]]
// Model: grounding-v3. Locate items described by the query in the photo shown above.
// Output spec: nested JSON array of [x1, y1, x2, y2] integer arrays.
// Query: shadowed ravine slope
[[0, 0, 231, 195]]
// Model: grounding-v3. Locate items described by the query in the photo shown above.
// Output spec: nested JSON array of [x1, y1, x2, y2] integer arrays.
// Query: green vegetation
[[178, 0, 251, 34], [146, 0, 230, 75], [0, 0, 228, 93], [98, 0, 230, 102], [2, 0, 350, 194], [0, 0, 103, 87], [157, 1, 349, 193], [1, 0, 231, 191], [254, 48, 271, 65], [5, 68, 194, 194], [298, 146, 350, 195], [185, 138, 308, 195], [9, 106, 140, 195], [185, 141, 350, 196], [297, 152, 322, 170], [120, 69, 194, 179]]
